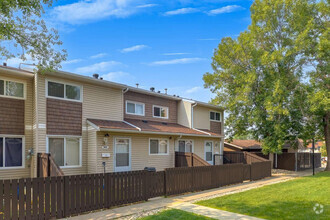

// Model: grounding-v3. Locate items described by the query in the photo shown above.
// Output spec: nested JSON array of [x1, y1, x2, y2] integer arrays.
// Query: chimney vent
[[93, 73, 99, 79], [136, 83, 139, 88], [99, 77, 103, 80], [3, 62, 7, 66], [157, 91, 161, 93], [165, 88, 168, 95], [150, 87, 155, 92]]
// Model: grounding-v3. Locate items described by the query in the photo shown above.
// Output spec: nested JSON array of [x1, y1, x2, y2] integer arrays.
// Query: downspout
[[34, 72, 39, 178], [191, 102, 197, 129], [122, 88, 129, 120]]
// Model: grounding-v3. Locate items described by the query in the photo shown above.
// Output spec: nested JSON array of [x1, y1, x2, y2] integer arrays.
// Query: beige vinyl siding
[[0, 73, 34, 179], [177, 100, 192, 128], [95, 132, 175, 173], [35, 74, 124, 176], [193, 106, 211, 130], [87, 126, 97, 174]]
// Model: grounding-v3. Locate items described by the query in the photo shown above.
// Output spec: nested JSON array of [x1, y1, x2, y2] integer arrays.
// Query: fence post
[[63, 176, 70, 217], [143, 171, 149, 201], [163, 170, 167, 197]]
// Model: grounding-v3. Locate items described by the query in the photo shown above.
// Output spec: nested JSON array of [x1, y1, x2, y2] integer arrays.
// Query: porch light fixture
[[104, 133, 110, 145]]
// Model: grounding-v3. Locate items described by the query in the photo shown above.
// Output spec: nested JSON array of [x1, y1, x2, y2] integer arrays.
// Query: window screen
[[0, 80, 4, 95], [153, 107, 160, 117], [66, 85, 80, 100], [6, 81, 24, 98], [0, 138, 3, 167], [5, 138, 23, 167], [49, 138, 64, 166], [150, 139, 159, 154], [66, 138, 80, 166], [48, 81, 64, 98]]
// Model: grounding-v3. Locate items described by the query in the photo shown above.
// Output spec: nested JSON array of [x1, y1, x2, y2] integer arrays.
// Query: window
[[0, 79, 25, 99], [115, 138, 130, 167], [48, 137, 81, 167], [178, 140, 193, 153], [205, 141, 213, 163], [47, 80, 82, 101], [0, 137, 24, 168], [126, 101, 145, 116], [210, 111, 221, 122], [153, 105, 168, 119], [149, 139, 168, 155]]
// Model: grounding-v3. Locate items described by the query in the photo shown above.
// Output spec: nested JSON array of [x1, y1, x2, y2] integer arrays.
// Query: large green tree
[[0, 0, 66, 71], [204, 0, 330, 169]]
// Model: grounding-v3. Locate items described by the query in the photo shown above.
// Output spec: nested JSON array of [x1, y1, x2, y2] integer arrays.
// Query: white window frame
[[0, 135, 25, 169], [46, 135, 82, 168], [210, 111, 221, 122], [204, 140, 214, 165], [149, 138, 169, 156], [113, 137, 132, 172], [125, 100, 145, 116], [176, 139, 194, 153], [0, 77, 26, 100], [46, 79, 83, 102], [152, 105, 169, 119]]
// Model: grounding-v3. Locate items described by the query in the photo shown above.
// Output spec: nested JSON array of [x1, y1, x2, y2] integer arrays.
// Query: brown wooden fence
[[275, 153, 321, 171], [0, 162, 271, 220], [37, 153, 64, 177], [175, 152, 211, 167]]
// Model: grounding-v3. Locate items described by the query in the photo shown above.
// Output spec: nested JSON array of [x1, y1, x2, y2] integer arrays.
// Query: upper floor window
[[126, 101, 145, 116], [0, 79, 25, 99], [47, 80, 82, 101], [210, 111, 221, 122], [153, 105, 168, 119]]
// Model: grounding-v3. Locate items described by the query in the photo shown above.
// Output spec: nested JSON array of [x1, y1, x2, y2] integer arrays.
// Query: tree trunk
[[325, 112, 330, 171]]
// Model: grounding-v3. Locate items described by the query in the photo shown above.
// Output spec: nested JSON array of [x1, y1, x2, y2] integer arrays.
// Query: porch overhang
[[87, 118, 223, 138]]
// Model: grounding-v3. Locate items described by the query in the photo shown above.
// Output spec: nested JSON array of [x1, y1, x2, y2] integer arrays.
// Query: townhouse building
[[0, 65, 224, 179]]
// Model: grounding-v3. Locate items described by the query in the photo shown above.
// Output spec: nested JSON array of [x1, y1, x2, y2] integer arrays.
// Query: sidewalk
[[66, 168, 323, 220]]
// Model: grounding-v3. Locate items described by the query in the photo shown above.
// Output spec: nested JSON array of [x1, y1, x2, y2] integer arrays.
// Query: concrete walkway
[[65, 168, 323, 220], [169, 203, 262, 220]]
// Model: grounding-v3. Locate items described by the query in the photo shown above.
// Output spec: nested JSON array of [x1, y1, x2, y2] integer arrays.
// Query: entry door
[[114, 138, 131, 172], [204, 141, 213, 165]]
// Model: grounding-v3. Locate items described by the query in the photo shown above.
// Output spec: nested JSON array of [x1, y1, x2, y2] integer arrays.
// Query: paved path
[[65, 168, 323, 220], [169, 203, 262, 220]]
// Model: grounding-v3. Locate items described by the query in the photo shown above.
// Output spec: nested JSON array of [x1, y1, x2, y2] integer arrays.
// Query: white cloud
[[186, 86, 202, 94], [136, 4, 158, 8], [62, 59, 83, 65], [163, 52, 190, 56], [53, 0, 143, 24], [90, 53, 107, 59], [148, 58, 205, 65], [101, 71, 135, 84], [120, 44, 149, 53], [164, 7, 199, 16], [208, 5, 244, 15], [76, 61, 122, 74]]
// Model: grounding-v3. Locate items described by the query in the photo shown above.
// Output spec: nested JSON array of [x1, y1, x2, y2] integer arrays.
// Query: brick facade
[[0, 97, 25, 135], [46, 98, 82, 135], [124, 91, 178, 123]]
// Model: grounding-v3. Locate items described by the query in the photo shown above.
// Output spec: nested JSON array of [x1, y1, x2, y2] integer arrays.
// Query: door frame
[[204, 140, 214, 165], [113, 137, 132, 172]]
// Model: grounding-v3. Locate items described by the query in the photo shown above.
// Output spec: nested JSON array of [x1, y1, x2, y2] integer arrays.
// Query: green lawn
[[196, 171, 330, 220], [139, 209, 215, 220]]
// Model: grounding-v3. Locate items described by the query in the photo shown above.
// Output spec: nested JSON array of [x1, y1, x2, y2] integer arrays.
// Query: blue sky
[[6, 0, 253, 102]]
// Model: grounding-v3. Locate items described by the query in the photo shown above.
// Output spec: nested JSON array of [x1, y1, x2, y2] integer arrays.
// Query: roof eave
[[99, 127, 223, 138]]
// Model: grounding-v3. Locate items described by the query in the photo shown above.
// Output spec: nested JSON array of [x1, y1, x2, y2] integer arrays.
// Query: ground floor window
[[0, 137, 24, 168], [48, 136, 81, 167], [178, 140, 193, 153], [150, 138, 169, 155]]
